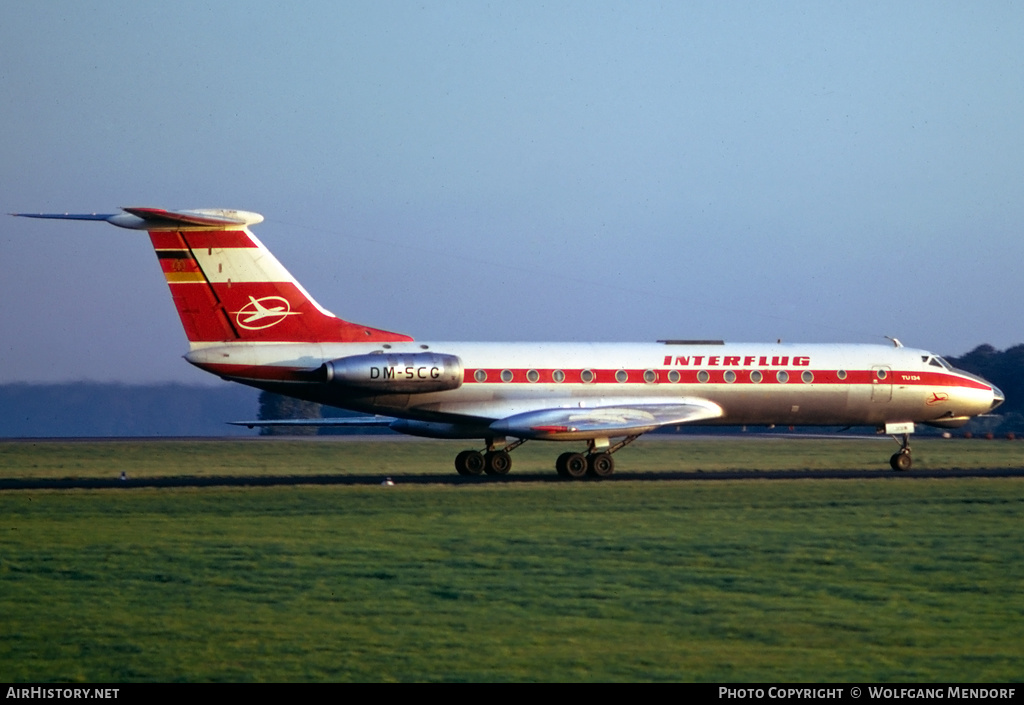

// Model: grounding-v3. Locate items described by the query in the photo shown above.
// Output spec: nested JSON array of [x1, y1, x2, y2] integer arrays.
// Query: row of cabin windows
[[472, 369, 855, 384]]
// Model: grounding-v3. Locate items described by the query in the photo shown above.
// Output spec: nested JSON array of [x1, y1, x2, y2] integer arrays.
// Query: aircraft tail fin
[[14, 208, 413, 346]]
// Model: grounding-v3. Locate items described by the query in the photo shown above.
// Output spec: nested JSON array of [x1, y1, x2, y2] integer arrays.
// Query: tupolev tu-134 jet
[[15, 207, 1004, 477]]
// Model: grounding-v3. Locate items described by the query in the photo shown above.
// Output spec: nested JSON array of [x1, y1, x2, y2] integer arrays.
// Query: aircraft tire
[[484, 450, 512, 475], [588, 452, 614, 477], [455, 450, 485, 476], [555, 452, 574, 477], [564, 453, 588, 479], [890, 451, 912, 471]]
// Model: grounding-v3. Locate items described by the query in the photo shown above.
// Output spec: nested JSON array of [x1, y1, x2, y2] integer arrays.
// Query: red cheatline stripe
[[462, 368, 990, 389]]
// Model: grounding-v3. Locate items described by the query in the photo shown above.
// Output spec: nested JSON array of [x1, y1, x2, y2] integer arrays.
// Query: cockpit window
[[924, 356, 952, 369]]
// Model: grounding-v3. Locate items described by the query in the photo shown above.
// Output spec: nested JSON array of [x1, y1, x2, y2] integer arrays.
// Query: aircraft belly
[[407, 382, 862, 427], [706, 385, 856, 426]]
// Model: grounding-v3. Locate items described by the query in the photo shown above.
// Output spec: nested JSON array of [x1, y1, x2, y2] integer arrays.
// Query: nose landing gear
[[889, 432, 912, 471]]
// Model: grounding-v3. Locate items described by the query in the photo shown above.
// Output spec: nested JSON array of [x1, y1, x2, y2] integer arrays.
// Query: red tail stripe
[[149, 230, 258, 249]]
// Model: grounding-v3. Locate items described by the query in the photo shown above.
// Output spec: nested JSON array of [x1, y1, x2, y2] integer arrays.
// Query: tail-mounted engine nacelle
[[320, 352, 463, 394]]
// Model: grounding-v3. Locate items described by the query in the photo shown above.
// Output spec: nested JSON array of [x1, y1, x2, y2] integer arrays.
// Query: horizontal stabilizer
[[120, 207, 262, 227], [490, 398, 723, 440], [11, 212, 116, 221], [13, 207, 264, 230]]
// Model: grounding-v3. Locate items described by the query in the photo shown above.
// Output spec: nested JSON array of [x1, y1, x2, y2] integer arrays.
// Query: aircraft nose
[[990, 384, 1005, 412]]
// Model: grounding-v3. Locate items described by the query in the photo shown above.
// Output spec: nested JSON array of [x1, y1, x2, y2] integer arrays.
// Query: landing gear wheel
[[455, 450, 485, 476], [556, 452, 575, 477], [485, 450, 512, 476], [587, 452, 614, 477], [890, 451, 912, 471], [889, 431, 913, 471], [563, 453, 588, 479]]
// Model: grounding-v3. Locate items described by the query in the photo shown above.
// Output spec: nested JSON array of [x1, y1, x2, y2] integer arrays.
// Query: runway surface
[[3, 466, 1023, 490]]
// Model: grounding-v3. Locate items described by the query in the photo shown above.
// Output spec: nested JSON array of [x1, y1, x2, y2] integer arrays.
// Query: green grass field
[[1, 438, 1022, 682], [1, 435, 1022, 480]]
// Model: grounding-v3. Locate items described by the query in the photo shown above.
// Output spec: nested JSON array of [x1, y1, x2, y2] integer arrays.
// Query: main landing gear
[[556, 436, 638, 478], [454, 438, 527, 476], [555, 451, 613, 478], [454, 435, 640, 479], [890, 433, 912, 471]]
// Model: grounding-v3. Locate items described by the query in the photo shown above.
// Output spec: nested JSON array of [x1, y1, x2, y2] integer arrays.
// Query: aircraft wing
[[229, 416, 395, 429], [232, 399, 723, 440], [490, 398, 723, 440]]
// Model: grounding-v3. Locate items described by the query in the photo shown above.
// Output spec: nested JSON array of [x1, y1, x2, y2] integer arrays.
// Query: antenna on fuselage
[[885, 336, 903, 348]]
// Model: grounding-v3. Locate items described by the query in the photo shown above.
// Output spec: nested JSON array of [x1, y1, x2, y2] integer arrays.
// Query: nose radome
[[991, 385, 1005, 412]]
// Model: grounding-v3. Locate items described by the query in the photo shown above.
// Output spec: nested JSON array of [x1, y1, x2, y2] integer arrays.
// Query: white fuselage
[[186, 340, 1000, 439]]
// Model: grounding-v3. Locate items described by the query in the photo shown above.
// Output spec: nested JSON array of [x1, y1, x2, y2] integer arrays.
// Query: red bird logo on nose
[[927, 392, 949, 405]]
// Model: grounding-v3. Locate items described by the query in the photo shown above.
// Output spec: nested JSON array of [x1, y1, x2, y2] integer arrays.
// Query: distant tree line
[[0, 384, 257, 437], [256, 391, 394, 435], [946, 344, 1024, 435], [257, 392, 320, 436], [257, 343, 1024, 436]]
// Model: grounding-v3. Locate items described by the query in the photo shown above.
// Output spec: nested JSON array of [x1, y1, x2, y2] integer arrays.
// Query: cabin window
[[697, 370, 710, 383], [500, 369, 513, 383], [581, 369, 595, 384], [777, 370, 789, 384], [668, 370, 681, 383], [802, 370, 814, 384], [724, 370, 736, 383], [876, 369, 887, 380], [474, 369, 487, 383], [527, 369, 540, 383], [643, 369, 657, 384], [615, 369, 628, 383], [750, 370, 763, 384], [837, 369, 847, 380], [552, 369, 565, 383]]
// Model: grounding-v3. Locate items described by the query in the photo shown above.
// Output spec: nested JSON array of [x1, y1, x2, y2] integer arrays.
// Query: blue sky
[[2, 1, 1022, 383]]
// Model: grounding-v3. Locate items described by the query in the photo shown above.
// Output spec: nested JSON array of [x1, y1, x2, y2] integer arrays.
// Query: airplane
[[13, 207, 1004, 477]]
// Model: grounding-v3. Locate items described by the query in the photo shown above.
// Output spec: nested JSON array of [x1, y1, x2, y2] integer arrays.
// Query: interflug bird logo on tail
[[234, 295, 301, 330]]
